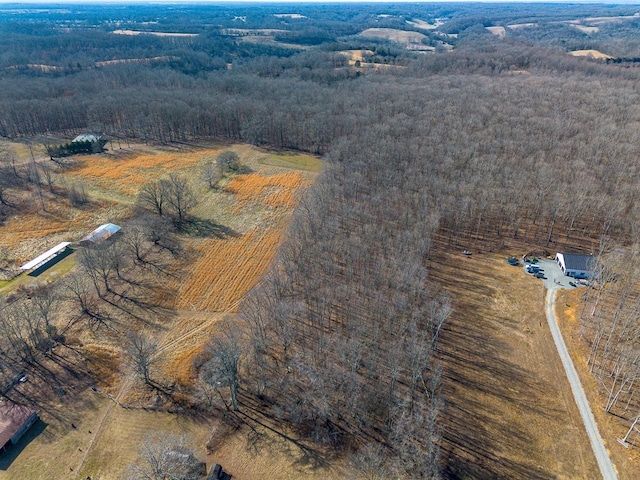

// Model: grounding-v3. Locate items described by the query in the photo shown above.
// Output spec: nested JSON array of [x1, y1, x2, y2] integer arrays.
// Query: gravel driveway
[[527, 258, 618, 480]]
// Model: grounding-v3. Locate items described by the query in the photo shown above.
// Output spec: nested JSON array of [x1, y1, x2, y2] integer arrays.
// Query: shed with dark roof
[[0, 402, 38, 455]]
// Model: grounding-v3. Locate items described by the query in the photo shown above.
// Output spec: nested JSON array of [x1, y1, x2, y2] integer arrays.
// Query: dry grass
[[557, 289, 640, 479], [83, 344, 121, 393], [67, 148, 220, 195], [177, 227, 286, 312], [570, 24, 600, 34], [112, 29, 198, 37], [430, 249, 600, 479], [75, 408, 212, 480], [358, 28, 427, 44], [570, 49, 612, 59], [0, 200, 127, 263], [225, 172, 309, 208], [486, 26, 507, 38]]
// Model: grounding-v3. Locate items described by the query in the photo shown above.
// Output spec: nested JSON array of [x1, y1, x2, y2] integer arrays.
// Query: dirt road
[[545, 286, 618, 480]]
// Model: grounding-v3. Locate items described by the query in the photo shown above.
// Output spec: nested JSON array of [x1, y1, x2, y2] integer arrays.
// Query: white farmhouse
[[555, 252, 594, 279]]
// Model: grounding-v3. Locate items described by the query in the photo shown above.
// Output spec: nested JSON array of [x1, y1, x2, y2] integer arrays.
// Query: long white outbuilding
[[20, 242, 72, 271]]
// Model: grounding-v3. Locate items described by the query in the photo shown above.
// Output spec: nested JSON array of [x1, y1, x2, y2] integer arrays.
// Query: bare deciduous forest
[[2, 2, 640, 479]]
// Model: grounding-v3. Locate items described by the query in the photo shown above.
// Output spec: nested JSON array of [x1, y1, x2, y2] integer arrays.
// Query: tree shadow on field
[[181, 218, 239, 239], [429, 253, 561, 480]]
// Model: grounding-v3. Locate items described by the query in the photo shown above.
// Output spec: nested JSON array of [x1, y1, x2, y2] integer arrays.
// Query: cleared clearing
[[176, 226, 288, 312], [358, 27, 428, 44], [571, 24, 600, 34], [486, 26, 506, 38], [112, 29, 198, 37], [571, 49, 613, 59], [406, 18, 443, 30]]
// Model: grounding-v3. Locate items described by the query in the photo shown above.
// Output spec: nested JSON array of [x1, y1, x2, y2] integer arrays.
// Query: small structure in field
[[0, 402, 38, 455], [555, 252, 594, 279], [79, 223, 121, 246], [208, 463, 232, 479], [20, 242, 72, 272]]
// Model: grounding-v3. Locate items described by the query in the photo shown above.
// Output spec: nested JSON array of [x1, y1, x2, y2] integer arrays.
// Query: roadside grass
[[557, 288, 640, 479], [430, 249, 600, 479]]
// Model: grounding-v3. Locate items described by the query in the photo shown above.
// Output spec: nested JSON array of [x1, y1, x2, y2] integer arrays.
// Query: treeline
[[579, 248, 640, 420], [231, 132, 446, 476]]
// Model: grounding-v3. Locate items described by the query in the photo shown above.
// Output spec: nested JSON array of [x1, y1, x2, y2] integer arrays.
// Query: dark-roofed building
[[0, 402, 38, 455], [555, 252, 594, 279]]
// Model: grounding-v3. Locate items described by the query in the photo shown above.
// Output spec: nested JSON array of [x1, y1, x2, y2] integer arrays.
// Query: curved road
[[545, 284, 618, 480]]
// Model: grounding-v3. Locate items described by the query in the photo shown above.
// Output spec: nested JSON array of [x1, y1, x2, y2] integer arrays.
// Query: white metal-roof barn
[[555, 252, 594, 279], [80, 223, 121, 245]]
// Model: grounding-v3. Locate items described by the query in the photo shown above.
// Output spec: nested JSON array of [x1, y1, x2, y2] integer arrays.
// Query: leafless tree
[[124, 331, 159, 387], [165, 174, 196, 228], [126, 432, 205, 480], [200, 320, 243, 411], [138, 180, 169, 217], [203, 160, 222, 189], [216, 150, 240, 176]]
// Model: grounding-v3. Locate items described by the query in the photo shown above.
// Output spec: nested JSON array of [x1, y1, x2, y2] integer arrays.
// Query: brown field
[[112, 29, 198, 37], [358, 28, 428, 44], [570, 24, 600, 34], [225, 171, 310, 208], [177, 226, 288, 312], [66, 148, 220, 195], [430, 249, 601, 479], [0, 200, 128, 264], [406, 18, 442, 30], [570, 49, 612, 59], [486, 26, 507, 38], [557, 289, 640, 479]]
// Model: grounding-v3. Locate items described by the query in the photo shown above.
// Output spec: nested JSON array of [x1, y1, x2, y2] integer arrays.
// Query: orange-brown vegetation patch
[[177, 227, 285, 312], [68, 148, 221, 195], [83, 344, 121, 393], [164, 343, 205, 387], [557, 288, 640, 479], [225, 171, 309, 207]]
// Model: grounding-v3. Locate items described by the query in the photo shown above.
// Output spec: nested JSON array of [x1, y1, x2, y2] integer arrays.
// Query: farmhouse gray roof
[[560, 253, 593, 272]]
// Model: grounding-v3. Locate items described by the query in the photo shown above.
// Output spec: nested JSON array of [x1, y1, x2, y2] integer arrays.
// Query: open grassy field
[[429, 248, 601, 479], [358, 28, 428, 44], [0, 141, 321, 480]]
